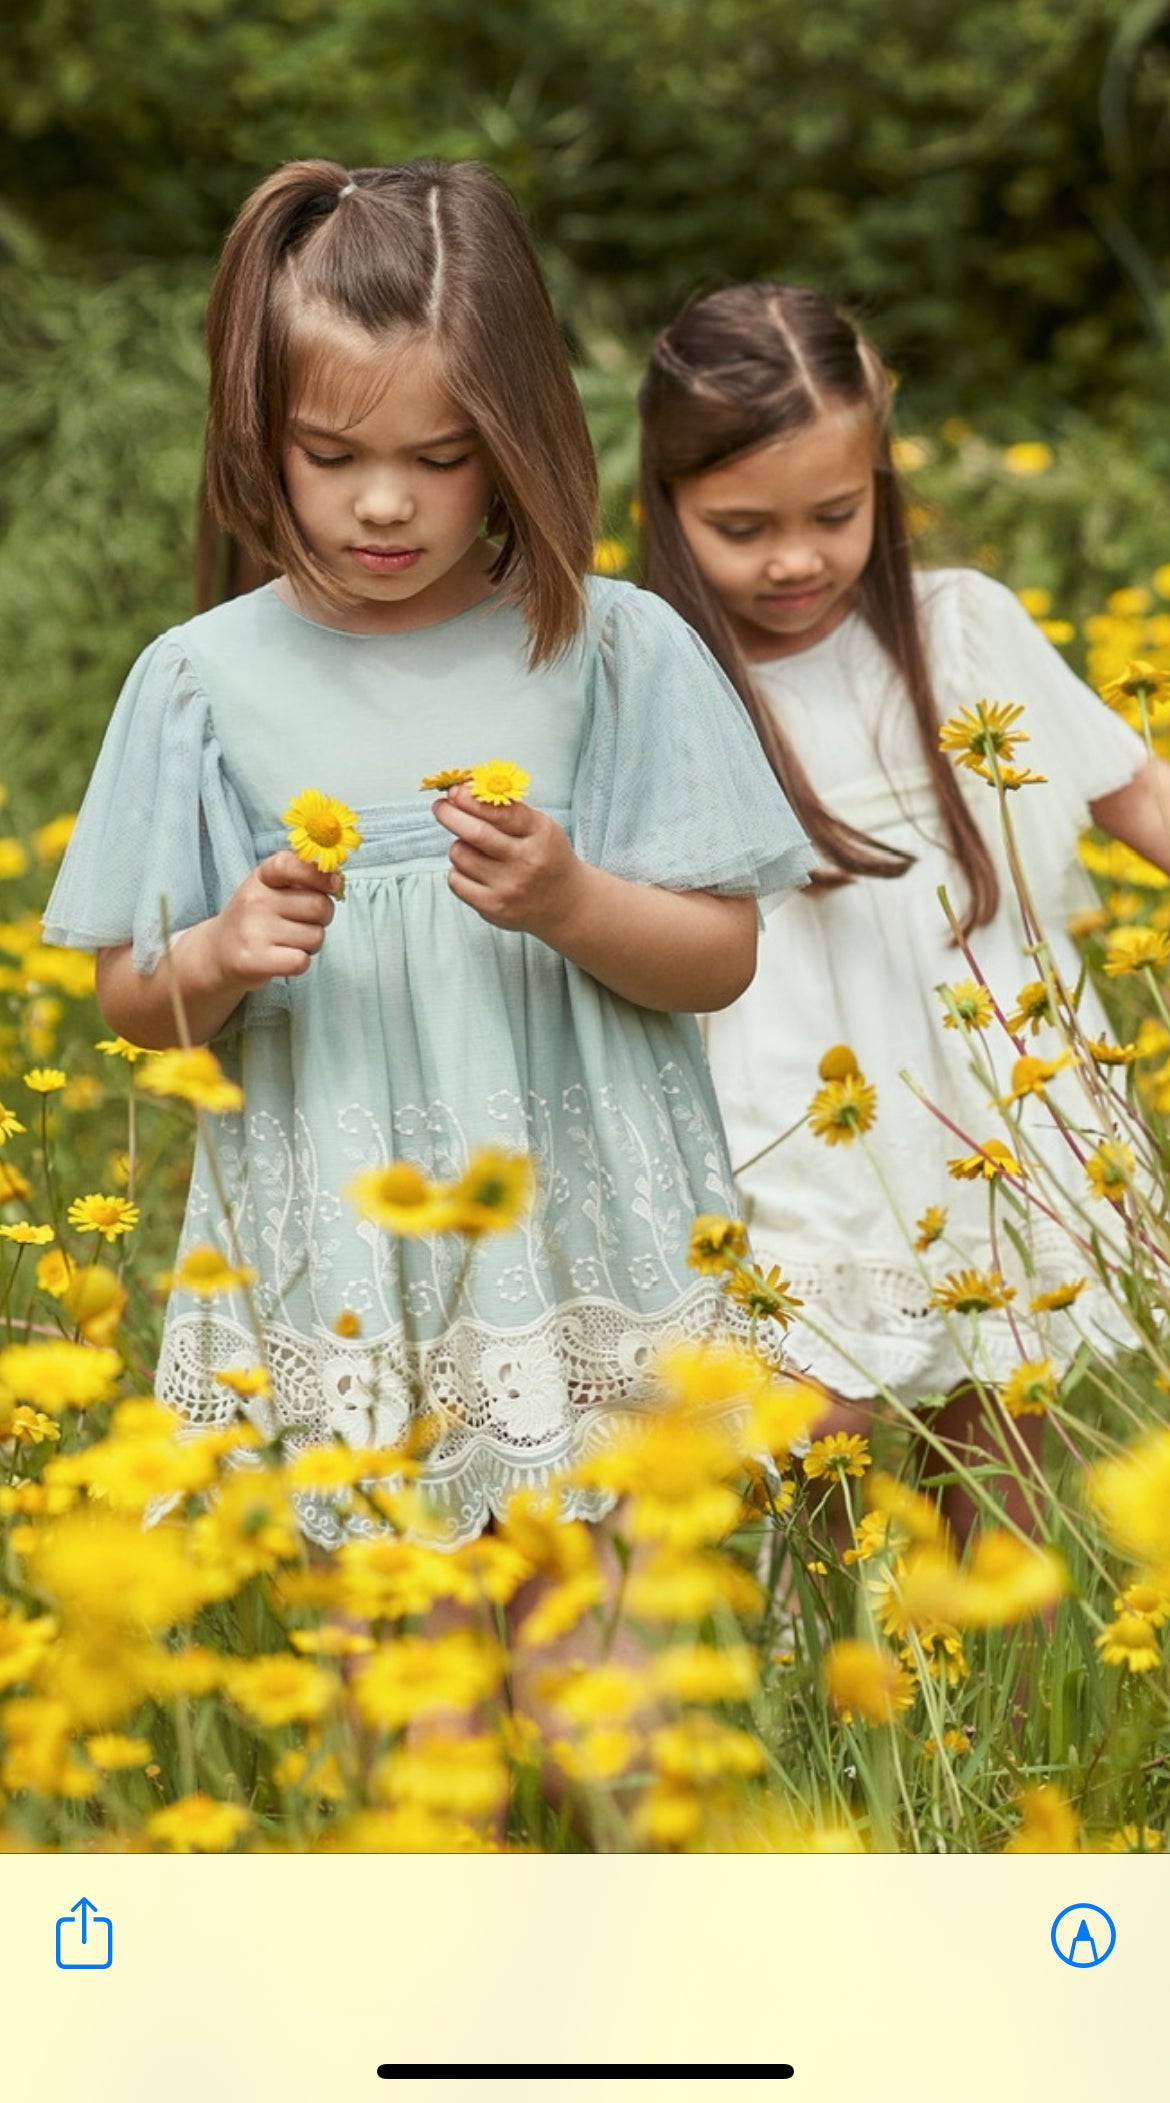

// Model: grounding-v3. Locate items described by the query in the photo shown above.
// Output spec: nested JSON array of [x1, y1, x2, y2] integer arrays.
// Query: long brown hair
[[638, 283, 998, 929], [203, 157, 597, 662]]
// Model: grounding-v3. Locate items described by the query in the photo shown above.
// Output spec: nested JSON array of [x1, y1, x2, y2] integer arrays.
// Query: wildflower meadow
[[2, 556, 1170, 1856]]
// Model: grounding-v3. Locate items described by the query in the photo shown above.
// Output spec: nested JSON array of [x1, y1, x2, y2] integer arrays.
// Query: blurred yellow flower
[[1084, 1141, 1134, 1205], [823, 1639, 914, 1725], [914, 1204, 947, 1250], [807, 1071, 876, 1144], [376, 1731, 509, 1820], [157, 1245, 256, 1296], [625, 1550, 763, 1621], [419, 767, 474, 791], [94, 1035, 154, 1062], [443, 1147, 535, 1235], [1039, 618, 1076, 645], [1005, 978, 1059, 1035], [333, 1308, 362, 1337], [225, 1655, 337, 1727], [212, 1365, 270, 1399], [1084, 1036, 1138, 1066], [0, 1164, 32, 1203], [351, 1632, 505, 1730], [0, 1104, 23, 1144], [346, 1160, 454, 1235], [1116, 1581, 1170, 1625], [23, 1068, 66, 1094], [591, 539, 628, 575], [817, 1042, 861, 1080], [10, 1406, 61, 1446], [1102, 925, 1170, 976], [468, 759, 531, 807], [897, 1530, 1067, 1628], [147, 1795, 252, 1852], [550, 1727, 642, 1787], [85, 1733, 152, 1770], [67, 1193, 139, 1242], [0, 1221, 54, 1245], [866, 1471, 948, 1547], [1016, 587, 1052, 617], [687, 1213, 748, 1274], [1030, 1277, 1088, 1312], [947, 1139, 1023, 1182], [1099, 1824, 1164, 1853], [31, 814, 76, 864], [1096, 1614, 1161, 1672], [1004, 1782, 1080, 1853], [1002, 1359, 1058, 1417], [283, 788, 362, 872], [650, 1714, 766, 1781], [1106, 586, 1151, 617], [650, 1643, 759, 1705], [0, 1339, 121, 1411], [137, 1046, 244, 1113], [0, 840, 28, 880], [61, 1265, 126, 1345], [1000, 1052, 1073, 1101], [939, 979, 993, 1030], [1003, 442, 1053, 476]]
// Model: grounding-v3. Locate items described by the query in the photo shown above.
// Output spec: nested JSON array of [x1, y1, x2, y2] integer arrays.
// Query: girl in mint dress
[[46, 160, 809, 1547]]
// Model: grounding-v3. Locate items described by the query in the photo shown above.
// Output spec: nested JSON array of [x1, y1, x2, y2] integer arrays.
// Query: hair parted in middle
[[638, 282, 998, 932], [203, 157, 598, 662]]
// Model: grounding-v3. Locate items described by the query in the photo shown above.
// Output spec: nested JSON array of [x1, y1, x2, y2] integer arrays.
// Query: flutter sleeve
[[43, 631, 258, 974], [955, 569, 1147, 818], [572, 581, 813, 909]]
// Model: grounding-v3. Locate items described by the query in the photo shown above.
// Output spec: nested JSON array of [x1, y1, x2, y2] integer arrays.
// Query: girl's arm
[[1089, 755, 1170, 874], [94, 851, 338, 1048], [434, 787, 757, 1011]]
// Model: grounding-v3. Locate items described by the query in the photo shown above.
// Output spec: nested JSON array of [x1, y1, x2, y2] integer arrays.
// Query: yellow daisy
[[803, 1432, 872, 1482], [0, 1222, 54, 1246], [687, 1213, 748, 1275], [0, 1104, 26, 1144], [947, 1139, 1023, 1182], [930, 1267, 1015, 1315], [1084, 1140, 1134, 1205], [1103, 926, 1170, 977], [443, 1148, 535, 1235], [468, 759, 531, 807], [938, 698, 1028, 773], [136, 1047, 244, 1114], [67, 1193, 140, 1243], [914, 1205, 947, 1250], [939, 980, 994, 1031], [283, 788, 362, 873], [1095, 1613, 1161, 1673], [1030, 1278, 1088, 1313], [807, 1071, 877, 1144], [23, 1068, 67, 1094], [419, 767, 474, 792], [1001, 1359, 1058, 1417]]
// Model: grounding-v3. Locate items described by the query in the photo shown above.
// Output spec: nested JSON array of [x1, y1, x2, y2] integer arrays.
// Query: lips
[[349, 546, 423, 573]]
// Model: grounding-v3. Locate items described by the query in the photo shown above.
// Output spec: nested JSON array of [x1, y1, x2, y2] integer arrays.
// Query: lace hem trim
[[155, 1283, 759, 1550]]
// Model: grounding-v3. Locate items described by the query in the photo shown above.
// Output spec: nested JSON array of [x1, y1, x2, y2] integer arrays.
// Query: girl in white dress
[[638, 281, 1170, 1530]]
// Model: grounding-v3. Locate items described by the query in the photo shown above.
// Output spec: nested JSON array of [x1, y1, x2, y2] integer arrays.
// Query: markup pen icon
[[1050, 1902, 1116, 1969], [55, 1897, 113, 1970]]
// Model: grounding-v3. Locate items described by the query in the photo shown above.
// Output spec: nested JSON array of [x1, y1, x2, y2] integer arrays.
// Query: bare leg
[[928, 1384, 1046, 1545]]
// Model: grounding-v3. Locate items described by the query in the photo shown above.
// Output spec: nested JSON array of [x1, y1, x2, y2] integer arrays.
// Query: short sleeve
[[952, 570, 1147, 820], [43, 631, 260, 976], [572, 582, 813, 909]]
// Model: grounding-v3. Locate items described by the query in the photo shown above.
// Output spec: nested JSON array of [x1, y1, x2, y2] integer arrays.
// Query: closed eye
[[420, 453, 472, 472], [302, 448, 351, 469], [818, 510, 858, 527]]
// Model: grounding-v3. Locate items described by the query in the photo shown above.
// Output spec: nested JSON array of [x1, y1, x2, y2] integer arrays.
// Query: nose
[[353, 472, 415, 527], [763, 540, 824, 584]]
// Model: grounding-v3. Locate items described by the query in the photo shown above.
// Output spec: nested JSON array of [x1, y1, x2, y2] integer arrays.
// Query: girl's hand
[[210, 851, 340, 987], [433, 785, 584, 940]]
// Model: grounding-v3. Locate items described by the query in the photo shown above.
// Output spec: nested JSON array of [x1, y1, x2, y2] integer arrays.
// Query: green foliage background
[[2, 0, 1168, 814]]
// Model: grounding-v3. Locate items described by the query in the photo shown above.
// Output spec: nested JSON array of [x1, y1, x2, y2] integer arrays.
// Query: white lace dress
[[45, 575, 810, 1545], [704, 567, 1148, 1402]]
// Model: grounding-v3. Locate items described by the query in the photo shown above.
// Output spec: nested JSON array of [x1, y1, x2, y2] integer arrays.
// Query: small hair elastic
[[338, 180, 358, 199]]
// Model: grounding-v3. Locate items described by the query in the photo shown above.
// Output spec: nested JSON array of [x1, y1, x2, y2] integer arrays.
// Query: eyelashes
[[300, 449, 473, 473]]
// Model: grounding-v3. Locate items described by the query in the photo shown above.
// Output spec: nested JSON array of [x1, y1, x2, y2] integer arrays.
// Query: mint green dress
[[46, 577, 811, 1546]]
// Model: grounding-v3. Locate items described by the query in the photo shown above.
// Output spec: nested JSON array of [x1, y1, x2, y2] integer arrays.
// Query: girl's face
[[281, 327, 494, 631], [672, 410, 876, 661]]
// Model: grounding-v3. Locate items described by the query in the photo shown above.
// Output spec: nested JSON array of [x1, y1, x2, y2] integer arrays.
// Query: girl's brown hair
[[203, 157, 597, 662], [638, 282, 998, 929]]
